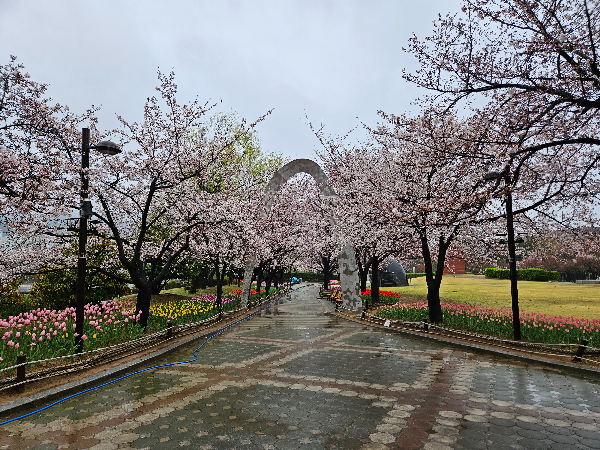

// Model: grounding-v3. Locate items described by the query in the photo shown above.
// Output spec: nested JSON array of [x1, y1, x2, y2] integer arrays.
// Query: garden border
[[0, 288, 293, 422], [332, 310, 600, 377]]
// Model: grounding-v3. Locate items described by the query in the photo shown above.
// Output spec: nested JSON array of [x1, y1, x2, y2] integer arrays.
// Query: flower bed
[[0, 299, 144, 372], [230, 285, 284, 298], [0, 286, 288, 373], [147, 294, 239, 331], [361, 289, 401, 304], [376, 301, 600, 346]]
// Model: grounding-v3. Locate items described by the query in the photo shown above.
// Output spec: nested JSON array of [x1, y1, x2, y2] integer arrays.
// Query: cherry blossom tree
[[0, 57, 97, 285], [404, 0, 600, 222], [314, 127, 419, 306], [314, 110, 497, 321], [251, 175, 322, 291], [81, 71, 270, 328], [405, 0, 600, 145], [285, 177, 340, 290], [0, 56, 96, 211]]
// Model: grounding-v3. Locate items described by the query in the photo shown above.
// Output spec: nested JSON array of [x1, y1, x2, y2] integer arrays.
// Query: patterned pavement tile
[[1, 284, 599, 449]]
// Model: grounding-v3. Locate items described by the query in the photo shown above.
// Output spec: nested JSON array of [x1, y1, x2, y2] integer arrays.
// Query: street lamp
[[75, 128, 121, 352], [483, 170, 521, 341]]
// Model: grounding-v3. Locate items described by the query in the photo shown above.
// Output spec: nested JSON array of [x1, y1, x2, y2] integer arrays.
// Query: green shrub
[[29, 238, 130, 311], [289, 272, 339, 282], [164, 280, 183, 290], [484, 268, 510, 279], [407, 273, 433, 279], [484, 267, 560, 281], [0, 279, 29, 318]]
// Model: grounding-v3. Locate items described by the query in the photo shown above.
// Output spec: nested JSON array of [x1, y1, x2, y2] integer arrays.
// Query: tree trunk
[[199, 266, 209, 290], [255, 267, 263, 296], [265, 268, 273, 297], [135, 287, 152, 330], [215, 256, 227, 313], [206, 265, 217, 287], [322, 256, 331, 291], [151, 282, 162, 295], [421, 233, 445, 323], [356, 250, 372, 293], [371, 254, 380, 305], [189, 276, 199, 294]]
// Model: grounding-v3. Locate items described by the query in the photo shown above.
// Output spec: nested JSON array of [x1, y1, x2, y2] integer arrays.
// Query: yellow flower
[[66, 332, 68, 338], [93, 334, 97, 338]]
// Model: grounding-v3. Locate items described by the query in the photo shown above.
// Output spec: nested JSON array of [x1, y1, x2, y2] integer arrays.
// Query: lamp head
[[91, 140, 121, 156]]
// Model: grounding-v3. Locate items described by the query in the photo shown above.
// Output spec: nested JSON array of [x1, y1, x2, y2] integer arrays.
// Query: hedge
[[407, 273, 434, 279], [290, 272, 340, 282], [484, 267, 560, 281]]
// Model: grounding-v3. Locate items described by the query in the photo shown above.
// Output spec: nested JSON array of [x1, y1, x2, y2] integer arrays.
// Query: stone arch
[[240, 159, 361, 311]]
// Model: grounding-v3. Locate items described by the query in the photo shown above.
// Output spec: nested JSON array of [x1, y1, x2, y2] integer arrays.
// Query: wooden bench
[[319, 288, 335, 299], [331, 290, 342, 309]]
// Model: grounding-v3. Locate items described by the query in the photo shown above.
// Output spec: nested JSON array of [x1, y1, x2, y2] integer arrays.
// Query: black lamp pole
[[75, 128, 121, 353], [75, 129, 90, 353], [503, 175, 521, 341]]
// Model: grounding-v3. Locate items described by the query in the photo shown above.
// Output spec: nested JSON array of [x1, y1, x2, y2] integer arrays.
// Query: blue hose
[[0, 288, 296, 426]]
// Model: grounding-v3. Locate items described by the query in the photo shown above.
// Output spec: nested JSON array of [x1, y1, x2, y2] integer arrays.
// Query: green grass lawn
[[160, 285, 241, 297], [383, 274, 600, 319]]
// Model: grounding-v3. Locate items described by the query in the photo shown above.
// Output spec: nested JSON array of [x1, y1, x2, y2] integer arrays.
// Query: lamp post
[[75, 128, 121, 353], [483, 171, 521, 341]]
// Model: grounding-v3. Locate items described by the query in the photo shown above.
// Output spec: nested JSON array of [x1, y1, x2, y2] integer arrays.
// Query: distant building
[[443, 257, 466, 275]]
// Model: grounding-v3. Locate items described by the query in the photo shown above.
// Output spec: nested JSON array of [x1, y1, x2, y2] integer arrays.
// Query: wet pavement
[[1, 284, 600, 449]]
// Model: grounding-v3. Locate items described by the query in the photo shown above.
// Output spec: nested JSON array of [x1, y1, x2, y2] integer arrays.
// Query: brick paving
[[1, 284, 600, 449]]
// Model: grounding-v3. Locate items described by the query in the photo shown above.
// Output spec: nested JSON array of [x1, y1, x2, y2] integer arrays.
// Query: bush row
[[406, 273, 432, 279], [290, 272, 340, 282], [484, 268, 559, 281]]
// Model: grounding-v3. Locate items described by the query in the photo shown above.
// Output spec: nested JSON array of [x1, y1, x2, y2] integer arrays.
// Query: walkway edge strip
[[0, 289, 293, 421], [333, 311, 600, 377]]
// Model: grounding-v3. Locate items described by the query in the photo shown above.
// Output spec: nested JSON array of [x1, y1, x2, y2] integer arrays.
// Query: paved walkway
[[1, 285, 600, 449]]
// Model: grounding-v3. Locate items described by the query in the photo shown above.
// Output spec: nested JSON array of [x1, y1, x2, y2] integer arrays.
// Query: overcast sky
[[1, 0, 462, 161]]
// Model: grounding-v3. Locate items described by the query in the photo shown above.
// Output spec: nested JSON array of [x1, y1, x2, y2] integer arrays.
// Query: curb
[[0, 290, 293, 422], [333, 311, 600, 377]]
